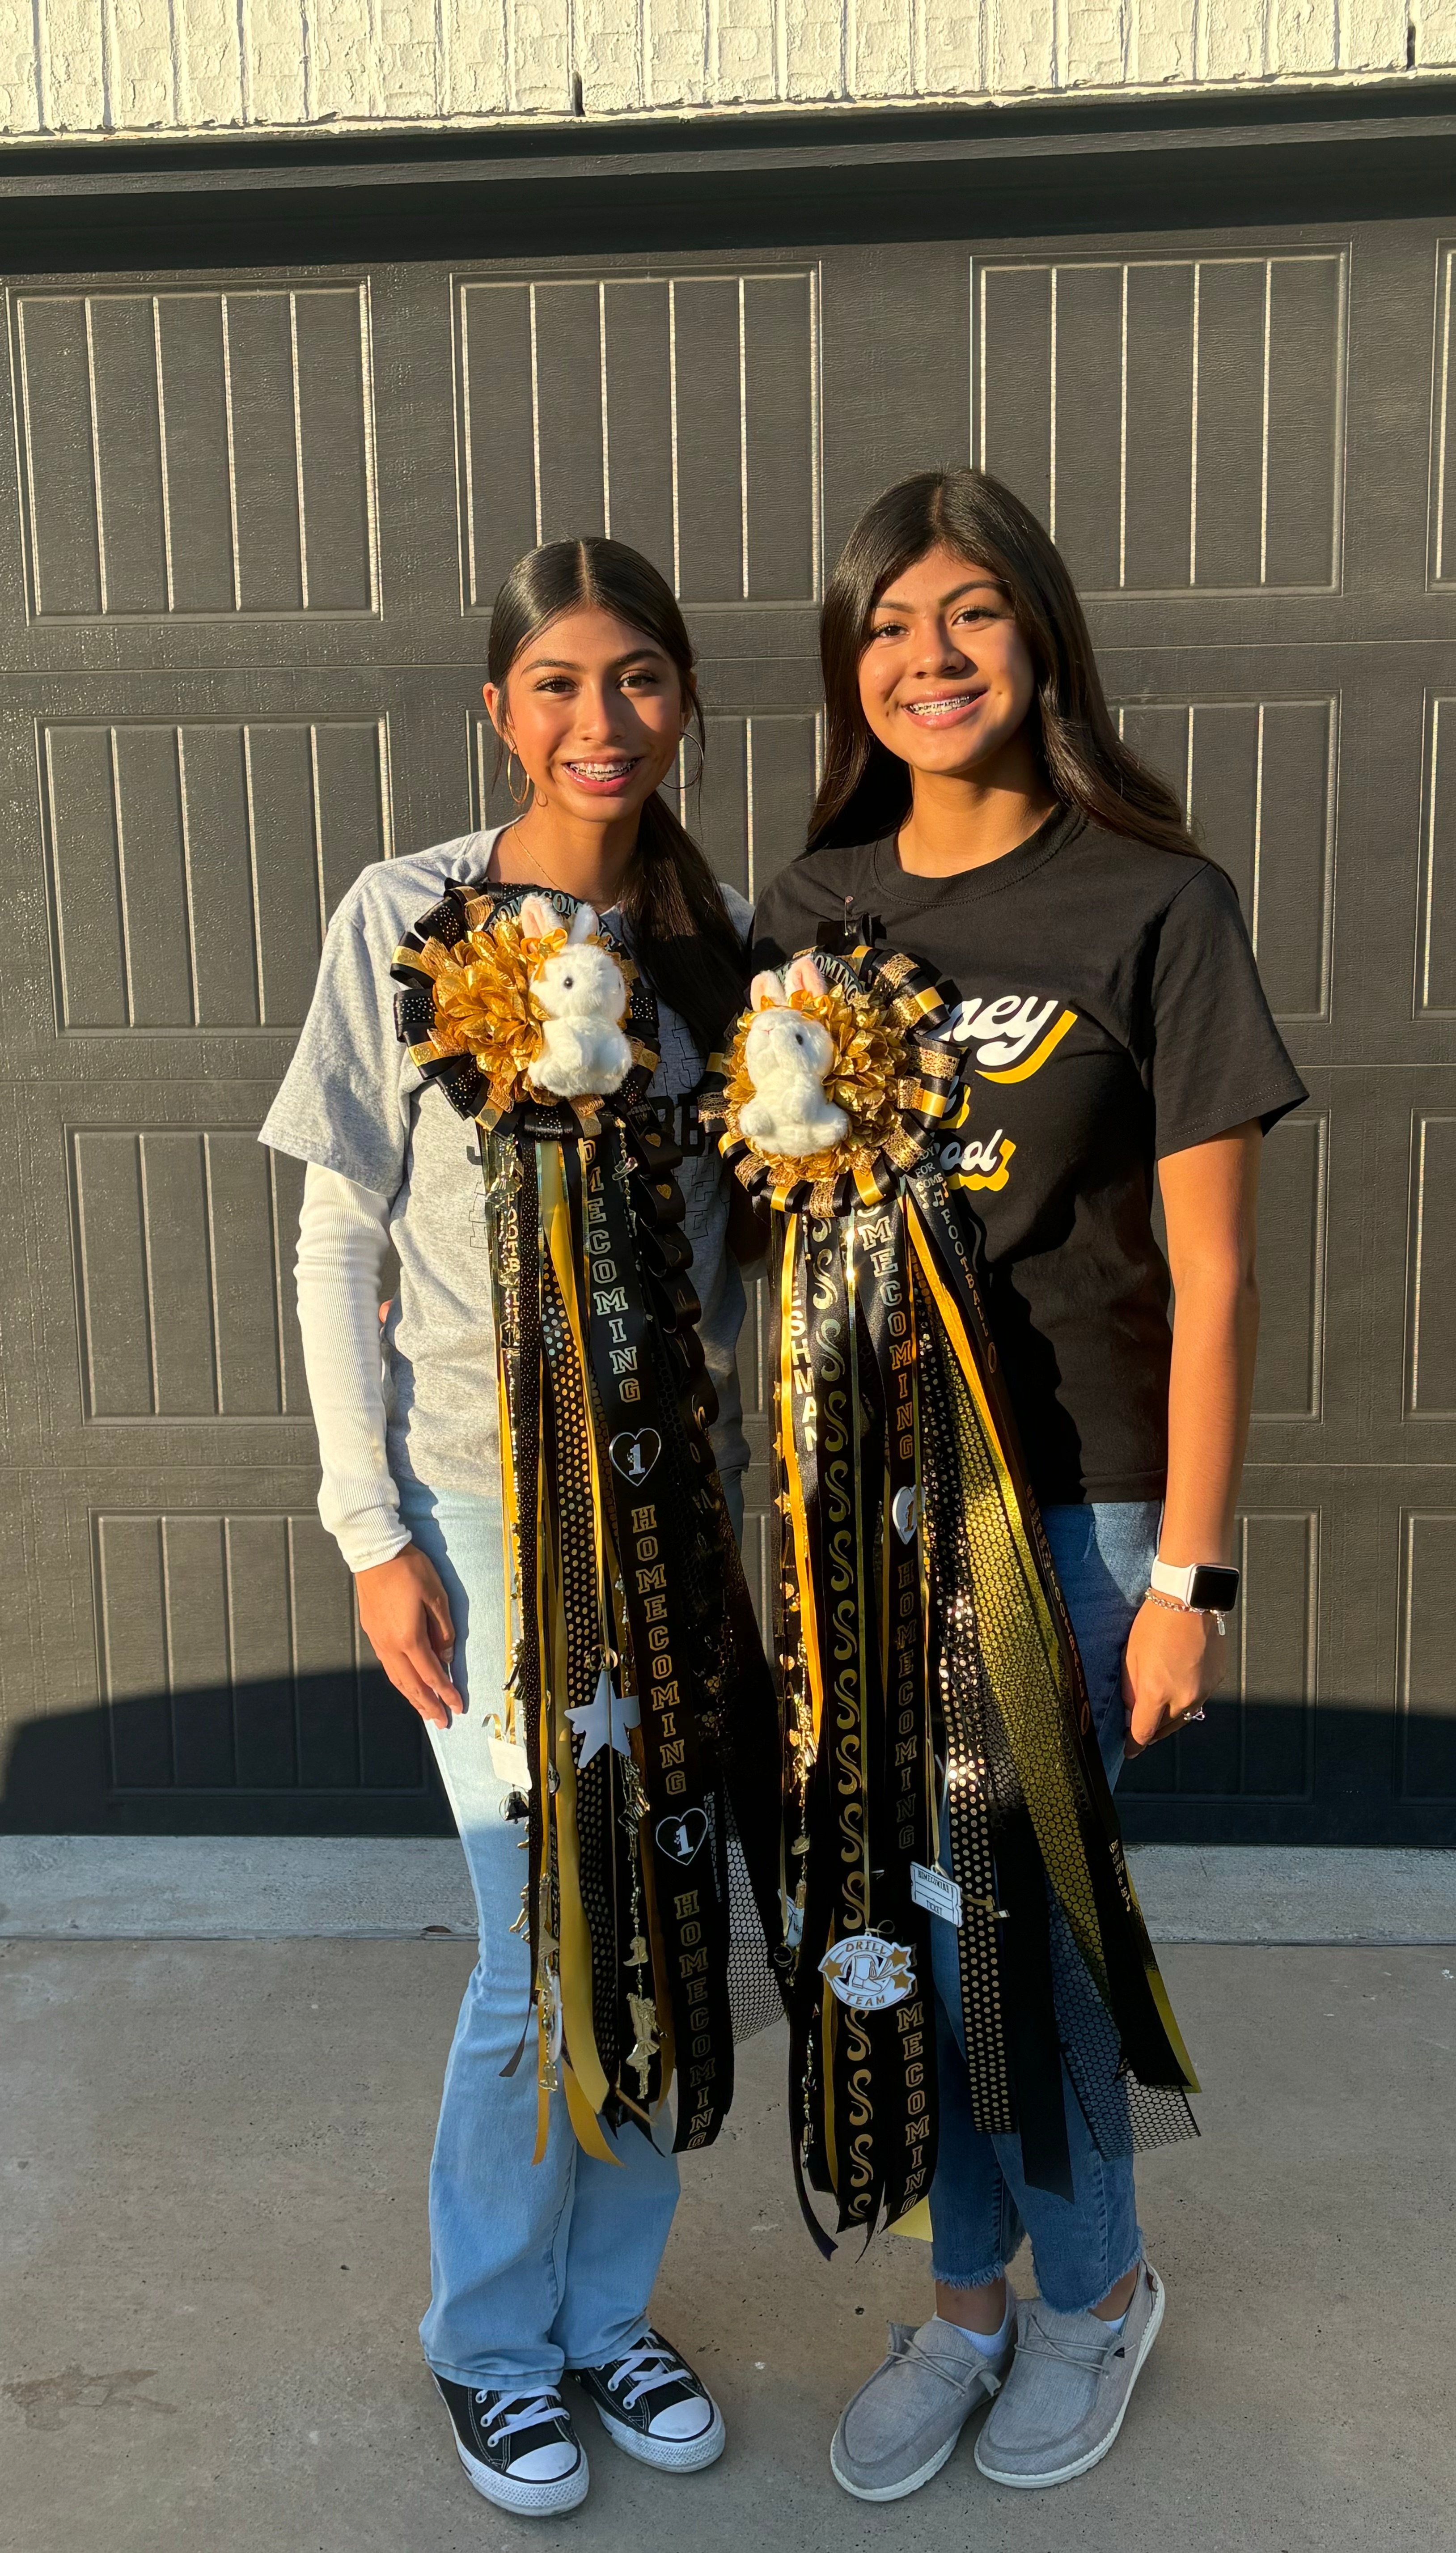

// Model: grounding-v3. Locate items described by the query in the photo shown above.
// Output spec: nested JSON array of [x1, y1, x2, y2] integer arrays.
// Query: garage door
[[1, 221, 1451, 1843]]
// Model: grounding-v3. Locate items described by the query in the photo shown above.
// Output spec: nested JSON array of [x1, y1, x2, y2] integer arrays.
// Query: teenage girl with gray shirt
[[262, 539, 754, 2517]]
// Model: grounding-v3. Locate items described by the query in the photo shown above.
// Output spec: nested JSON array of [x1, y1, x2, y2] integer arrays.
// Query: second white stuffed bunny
[[521, 894, 632, 1100], [739, 957, 849, 1157]]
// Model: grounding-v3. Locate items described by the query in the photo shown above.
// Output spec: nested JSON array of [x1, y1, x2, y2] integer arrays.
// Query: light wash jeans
[[402, 1483, 680, 2388], [928, 1499, 1160, 2315]]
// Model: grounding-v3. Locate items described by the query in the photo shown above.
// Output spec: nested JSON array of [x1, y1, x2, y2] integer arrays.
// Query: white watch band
[[1150, 1557, 1202, 1605]]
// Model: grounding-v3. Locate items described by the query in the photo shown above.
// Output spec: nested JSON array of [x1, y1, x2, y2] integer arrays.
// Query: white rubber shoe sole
[[590, 2396, 726, 2472], [435, 2380, 590, 2517], [974, 2268, 1166, 2490], [830, 2420, 968, 2503], [450, 2431, 590, 2515]]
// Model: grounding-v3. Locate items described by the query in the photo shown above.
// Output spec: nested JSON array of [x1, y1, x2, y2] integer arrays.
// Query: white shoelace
[[476, 2388, 566, 2443], [897, 2332, 1001, 2398], [1017, 2314, 1122, 2374], [605, 2338, 690, 2412]]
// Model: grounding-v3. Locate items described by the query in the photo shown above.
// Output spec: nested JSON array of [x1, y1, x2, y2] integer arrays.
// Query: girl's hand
[[1122, 1598, 1228, 1759], [356, 1546, 457, 1730]]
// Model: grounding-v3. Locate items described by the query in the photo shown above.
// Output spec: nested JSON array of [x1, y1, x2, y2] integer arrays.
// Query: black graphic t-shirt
[[751, 806, 1307, 1504]]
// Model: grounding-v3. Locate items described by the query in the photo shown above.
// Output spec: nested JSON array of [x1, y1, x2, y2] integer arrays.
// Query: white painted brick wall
[[8, 0, 1456, 140]]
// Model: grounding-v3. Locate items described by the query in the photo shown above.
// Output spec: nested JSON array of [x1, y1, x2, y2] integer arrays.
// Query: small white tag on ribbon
[[910, 1859, 963, 1928], [490, 1735, 531, 1788]]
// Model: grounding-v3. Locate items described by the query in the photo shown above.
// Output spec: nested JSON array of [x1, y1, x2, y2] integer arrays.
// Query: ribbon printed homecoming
[[699, 944, 1200, 2254], [393, 883, 780, 2164]]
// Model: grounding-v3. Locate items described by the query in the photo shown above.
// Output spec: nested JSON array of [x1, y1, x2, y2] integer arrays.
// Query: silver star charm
[[567, 1667, 641, 1766]]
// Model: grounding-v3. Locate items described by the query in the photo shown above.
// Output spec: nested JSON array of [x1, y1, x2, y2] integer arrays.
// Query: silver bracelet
[[1143, 1586, 1227, 1638]]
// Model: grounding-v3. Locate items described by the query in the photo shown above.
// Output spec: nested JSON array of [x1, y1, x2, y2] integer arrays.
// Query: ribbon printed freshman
[[393, 882, 780, 2163], [699, 944, 1199, 2255]]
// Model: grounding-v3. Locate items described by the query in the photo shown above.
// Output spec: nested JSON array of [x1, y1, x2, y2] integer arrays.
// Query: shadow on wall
[[2, 1689, 1454, 1847], [0, 1680, 456, 1837]]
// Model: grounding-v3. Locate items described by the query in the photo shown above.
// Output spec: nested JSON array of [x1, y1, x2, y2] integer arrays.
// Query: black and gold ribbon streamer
[[700, 945, 1198, 2253], [393, 882, 780, 2162]]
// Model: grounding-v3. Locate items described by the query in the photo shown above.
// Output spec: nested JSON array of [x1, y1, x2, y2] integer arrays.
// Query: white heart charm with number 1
[[656, 1807, 708, 1865], [892, 1485, 919, 1544], [609, 1428, 662, 1484]]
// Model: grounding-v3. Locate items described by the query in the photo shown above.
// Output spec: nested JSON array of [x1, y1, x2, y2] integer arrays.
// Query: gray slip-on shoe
[[974, 2259, 1165, 2489], [830, 2314, 1012, 2502]]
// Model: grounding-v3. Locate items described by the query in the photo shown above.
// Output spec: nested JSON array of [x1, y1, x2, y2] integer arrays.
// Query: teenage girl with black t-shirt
[[752, 470, 1305, 2499]]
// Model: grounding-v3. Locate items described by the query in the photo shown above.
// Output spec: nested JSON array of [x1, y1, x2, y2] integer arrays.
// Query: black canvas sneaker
[[433, 2373, 589, 2515], [573, 2328, 725, 2471]]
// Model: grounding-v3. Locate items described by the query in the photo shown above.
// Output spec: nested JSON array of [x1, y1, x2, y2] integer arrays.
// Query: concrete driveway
[[2, 1934, 1452, 2553]]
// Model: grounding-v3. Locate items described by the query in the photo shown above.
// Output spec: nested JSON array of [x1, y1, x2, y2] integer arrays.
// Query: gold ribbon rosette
[[393, 882, 781, 2165], [699, 945, 1199, 2254]]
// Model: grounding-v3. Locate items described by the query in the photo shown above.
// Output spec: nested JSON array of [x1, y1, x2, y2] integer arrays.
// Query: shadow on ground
[[2, 1937, 1453, 2552]]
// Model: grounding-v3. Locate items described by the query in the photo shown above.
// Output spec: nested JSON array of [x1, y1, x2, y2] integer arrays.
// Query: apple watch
[[1149, 1556, 1241, 1613]]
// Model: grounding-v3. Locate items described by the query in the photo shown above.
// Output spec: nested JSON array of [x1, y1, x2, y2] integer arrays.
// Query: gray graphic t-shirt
[[260, 831, 749, 1504]]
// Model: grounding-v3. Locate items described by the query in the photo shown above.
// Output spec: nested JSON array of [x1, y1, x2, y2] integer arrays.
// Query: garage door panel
[[12, 1081, 313, 1464], [69, 1124, 302, 1427], [977, 249, 1346, 597], [456, 268, 819, 614], [1112, 689, 1336, 1024], [1103, 643, 1456, 1061], [40, 713, 392, 1036], [0, 1482, 436, 1831], [11, 283, 379, 623]]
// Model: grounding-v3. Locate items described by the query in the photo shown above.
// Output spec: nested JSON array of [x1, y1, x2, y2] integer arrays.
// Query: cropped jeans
[[927, 1500, 1161, 2316], [402, 1483, 680, 2389]]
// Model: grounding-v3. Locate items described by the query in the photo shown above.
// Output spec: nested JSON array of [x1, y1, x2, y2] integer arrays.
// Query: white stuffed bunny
[[739, 956, 849, 1157], [521, 895, 632, 1100]]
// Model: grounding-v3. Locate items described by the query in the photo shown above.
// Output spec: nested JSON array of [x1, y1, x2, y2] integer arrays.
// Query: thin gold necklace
[[518, 830, 569, 896], [511, 821, 625, 911]]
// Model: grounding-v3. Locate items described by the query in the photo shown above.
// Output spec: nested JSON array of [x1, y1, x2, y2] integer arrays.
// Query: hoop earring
[[506, 750, 531, 809], [679, 733, 704, 789]]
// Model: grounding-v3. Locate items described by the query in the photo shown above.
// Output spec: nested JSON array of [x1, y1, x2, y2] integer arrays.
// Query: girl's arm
[[1122, 1122, 1262, 1757], [295, 1164, 457, 1728]]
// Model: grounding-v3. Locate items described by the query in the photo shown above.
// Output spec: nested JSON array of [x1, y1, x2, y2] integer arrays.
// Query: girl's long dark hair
[[489, 536, 746, 1058], [808, 469, 1199, 859]]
